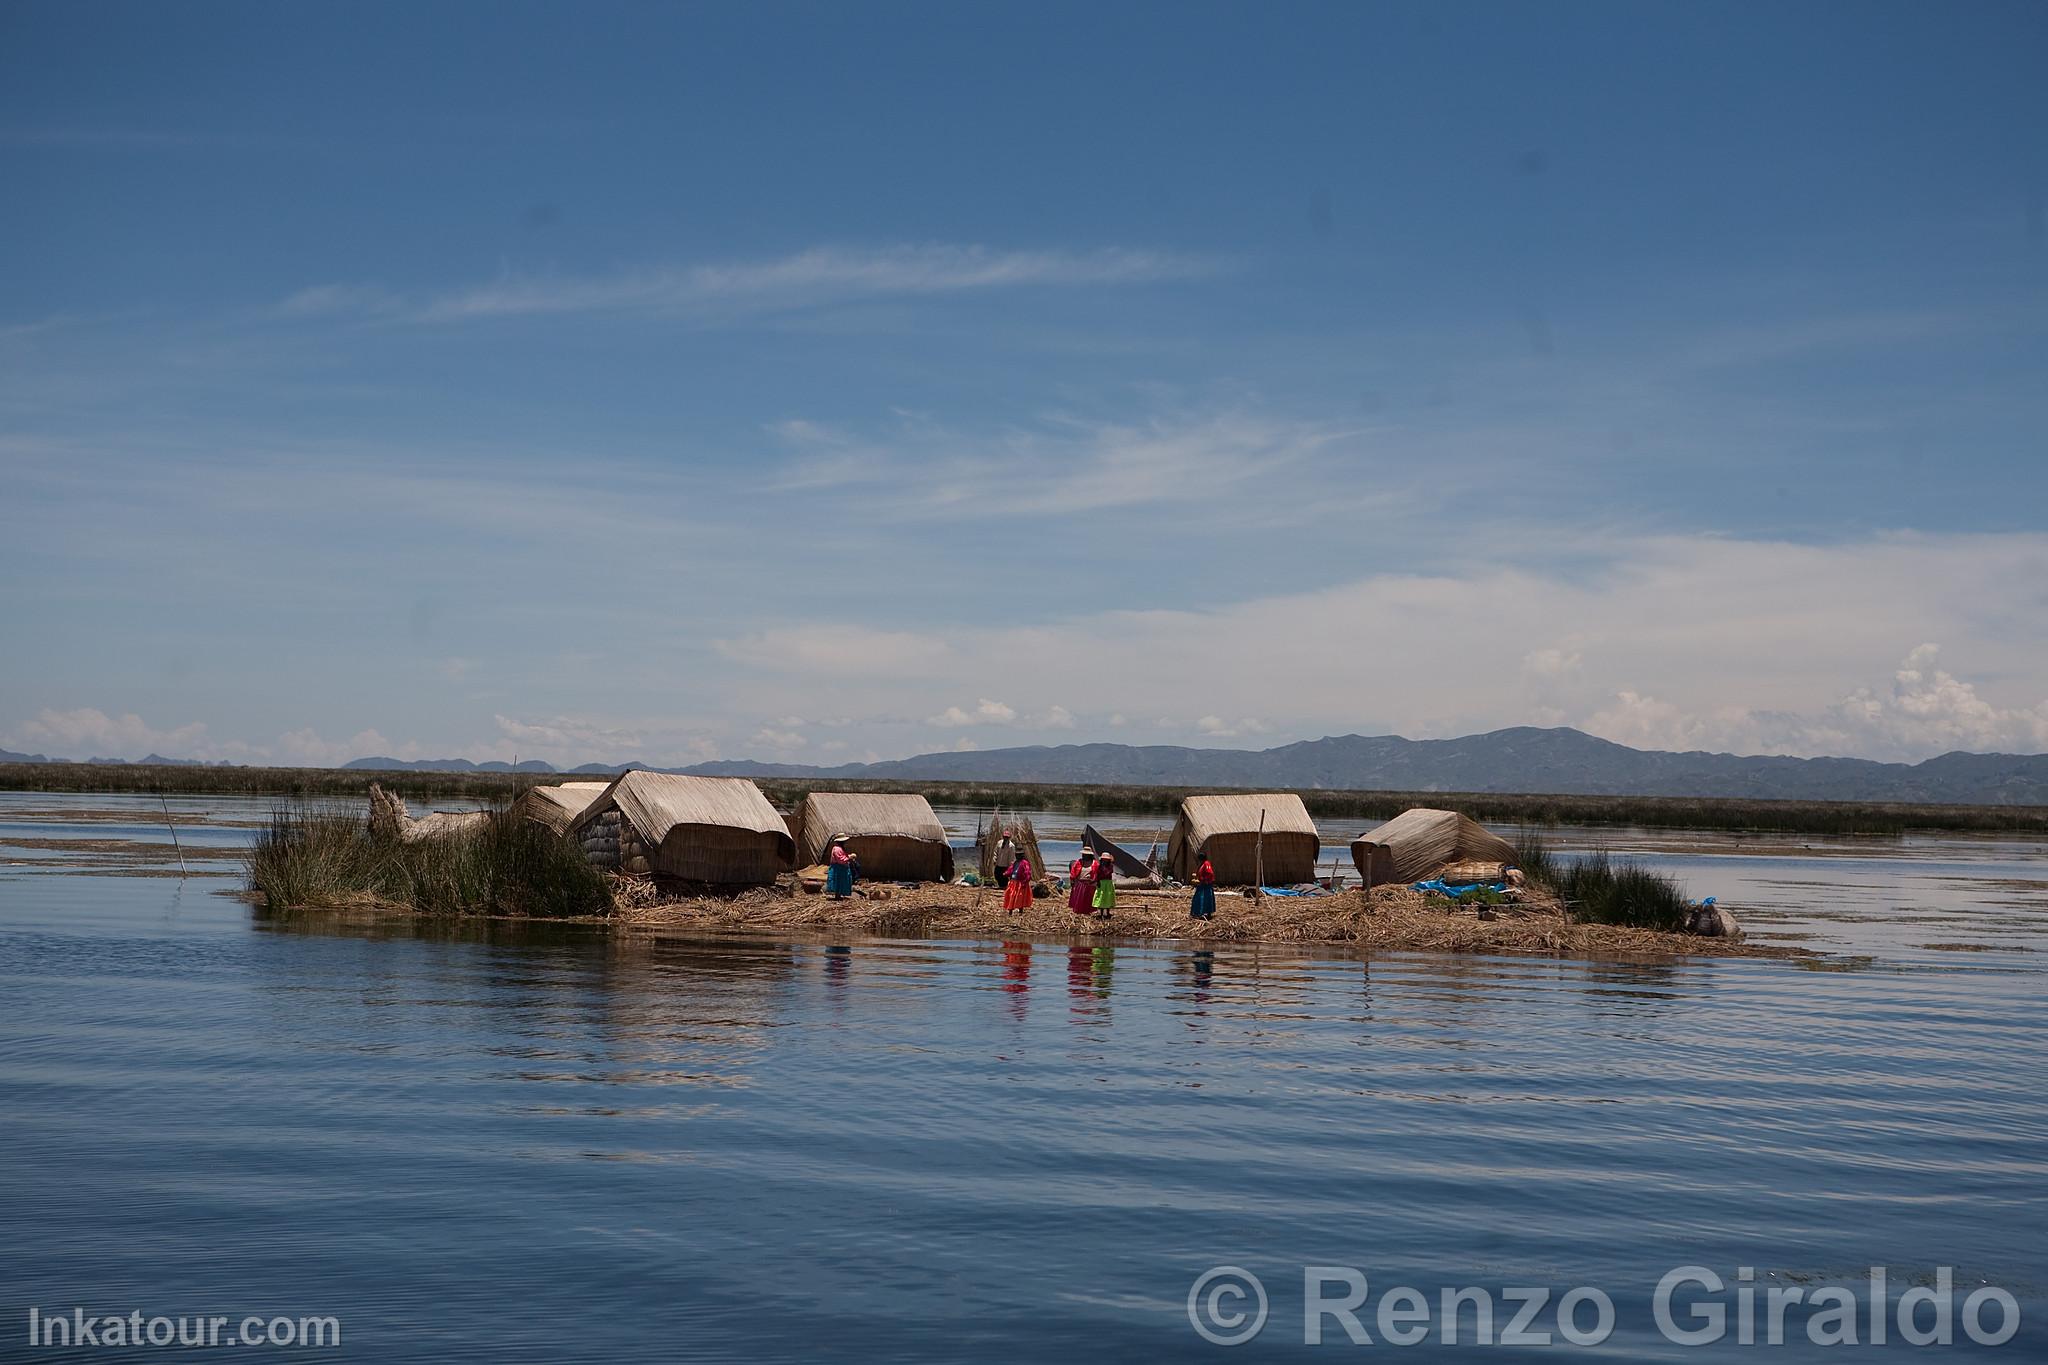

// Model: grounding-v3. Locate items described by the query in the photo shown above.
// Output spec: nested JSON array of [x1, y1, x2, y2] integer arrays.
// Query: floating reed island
[[243, 777, 1775, 958], [609, 880, 1799, 960]]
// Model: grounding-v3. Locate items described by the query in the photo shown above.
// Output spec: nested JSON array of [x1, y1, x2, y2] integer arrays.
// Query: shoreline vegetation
[[240, 806, 1791, 960], [7, 760, 2046, 837], [248, 805, 612, 919]]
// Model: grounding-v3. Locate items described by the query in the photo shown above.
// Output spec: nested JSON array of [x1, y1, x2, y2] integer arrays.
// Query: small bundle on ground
[[789, 791, 956, 882], [567, 771, 793, 885], [1167, 794, 1320, 886], [1350, 807, 1518, 886], [511, 782, 611, 836]]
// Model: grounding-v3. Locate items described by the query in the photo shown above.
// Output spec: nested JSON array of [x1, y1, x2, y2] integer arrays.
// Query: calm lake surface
[[2, 792, 2044, 1360]]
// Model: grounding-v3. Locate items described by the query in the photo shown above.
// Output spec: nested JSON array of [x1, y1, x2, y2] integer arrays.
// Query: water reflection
[[823, 943, 851, 989], [1000, 940, 1031, 1023]]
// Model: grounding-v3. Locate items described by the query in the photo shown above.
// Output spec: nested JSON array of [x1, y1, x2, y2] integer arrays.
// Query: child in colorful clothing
[[1090, 850, 1117, 917]]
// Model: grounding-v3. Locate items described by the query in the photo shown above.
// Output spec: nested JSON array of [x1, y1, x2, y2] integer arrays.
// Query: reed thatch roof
[[792, 791, 956, 881], [1167, 793, 1320, 885], [577, 771, 791, 844], [1174, 794, 1319, 844], [569, 771, 795, 883], [513, 782, 610, 836], [1350, 807, 1517, 886]]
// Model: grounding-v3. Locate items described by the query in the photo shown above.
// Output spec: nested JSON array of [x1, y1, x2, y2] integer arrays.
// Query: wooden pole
[[974, 807, 994, 910], [158, 792, 188, 880], [1253, 807, 1266, 904]]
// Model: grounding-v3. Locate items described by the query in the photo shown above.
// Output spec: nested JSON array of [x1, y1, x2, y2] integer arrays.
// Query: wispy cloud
[[760, 407, 1382, 517], [275, 283, 406, 319], [276, 244, 1218, 324]]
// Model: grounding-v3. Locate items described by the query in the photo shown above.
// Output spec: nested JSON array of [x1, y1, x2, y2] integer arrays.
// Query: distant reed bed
[[247, 804, 612, 918], [10, 762, 2046, 837]]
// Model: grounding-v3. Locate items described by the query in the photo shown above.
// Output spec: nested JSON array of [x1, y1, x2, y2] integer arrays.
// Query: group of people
[[1065, 848, 1119, 918], [987, 831, 1219, 921]]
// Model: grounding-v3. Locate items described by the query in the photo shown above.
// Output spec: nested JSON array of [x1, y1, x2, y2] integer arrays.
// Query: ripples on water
[[0, 795, 2043, 1360]]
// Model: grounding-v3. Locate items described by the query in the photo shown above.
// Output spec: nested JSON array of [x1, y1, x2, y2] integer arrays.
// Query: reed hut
[[1166, 794, 1320, 886], [1350, 808, 1518, 887], [567, 772, 794, 885], [511, 782, 610, 837], [790, 791, 956, 882], [977, 812, 1047, 886]]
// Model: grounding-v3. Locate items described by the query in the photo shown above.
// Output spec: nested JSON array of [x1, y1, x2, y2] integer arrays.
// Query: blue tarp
[[1413, 878, 1508, 896]]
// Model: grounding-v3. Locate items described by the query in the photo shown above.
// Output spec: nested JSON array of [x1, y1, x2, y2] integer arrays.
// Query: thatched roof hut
[[791, 791, 956, 881], [512, 782, 610, 836], [1350, 808, 1518, 886], [567, 772, 794, 885], [1166, 794, 1320, 886]]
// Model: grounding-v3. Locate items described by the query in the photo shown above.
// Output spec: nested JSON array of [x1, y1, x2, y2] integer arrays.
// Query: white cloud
[[1586, 644, 2048, 760], [1193, 715, 1269, 740], [6, 710, 411, 766], [1041, 705, 1076, 730], [15, 707, 209, 760], [926, 698, 1017, 728], [1521, 648, 1583, 679], [830, 409, 1373, 518], [698, 531, 2048, 763], [717, 625, 953, 676], [270, 727, 404, 766], [276, 283, 404, 319], [749, 727, 807, 756], [493, 713, 643, 755], [284, 245, 1218, 324]]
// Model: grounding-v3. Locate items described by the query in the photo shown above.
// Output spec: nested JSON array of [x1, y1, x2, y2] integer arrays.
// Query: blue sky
[[4, 1, 2046, 767]]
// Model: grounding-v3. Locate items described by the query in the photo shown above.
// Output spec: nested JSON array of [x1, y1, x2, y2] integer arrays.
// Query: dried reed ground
[[613, 879, 1803, 960]]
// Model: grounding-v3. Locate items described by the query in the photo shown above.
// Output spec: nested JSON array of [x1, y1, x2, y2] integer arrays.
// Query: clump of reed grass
[[248, 803, 611, 918], [1514, 837, 1691, 931]]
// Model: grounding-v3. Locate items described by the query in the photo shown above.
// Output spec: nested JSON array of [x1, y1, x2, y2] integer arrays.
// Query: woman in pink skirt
[[1068, 848, 1096, 916]]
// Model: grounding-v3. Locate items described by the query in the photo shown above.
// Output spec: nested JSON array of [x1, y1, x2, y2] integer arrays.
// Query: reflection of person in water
[[1184, 948, 1215, 1006], [824, 944, 851, 987], [1091, 944, 1115, 999], [1067, 943, 1092, 1000], [1000, 941, 1031, 1022]]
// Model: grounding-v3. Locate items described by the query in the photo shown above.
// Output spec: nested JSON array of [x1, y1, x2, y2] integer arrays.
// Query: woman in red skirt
[[1003, 852, 1034, 912]]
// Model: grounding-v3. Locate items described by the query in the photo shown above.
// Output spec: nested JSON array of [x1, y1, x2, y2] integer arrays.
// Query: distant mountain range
[[1, 748, 213, 767], [342, 756, 568, 774], [671, 728, 2048, 804], [9, 728, 2046, 804]]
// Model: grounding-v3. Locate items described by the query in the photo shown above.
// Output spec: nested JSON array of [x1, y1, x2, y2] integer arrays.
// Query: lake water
[[2, 792, 2044, 1360]]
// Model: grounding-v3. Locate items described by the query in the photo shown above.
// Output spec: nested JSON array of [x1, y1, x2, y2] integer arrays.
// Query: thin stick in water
[[158, 791, 188, 879]]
